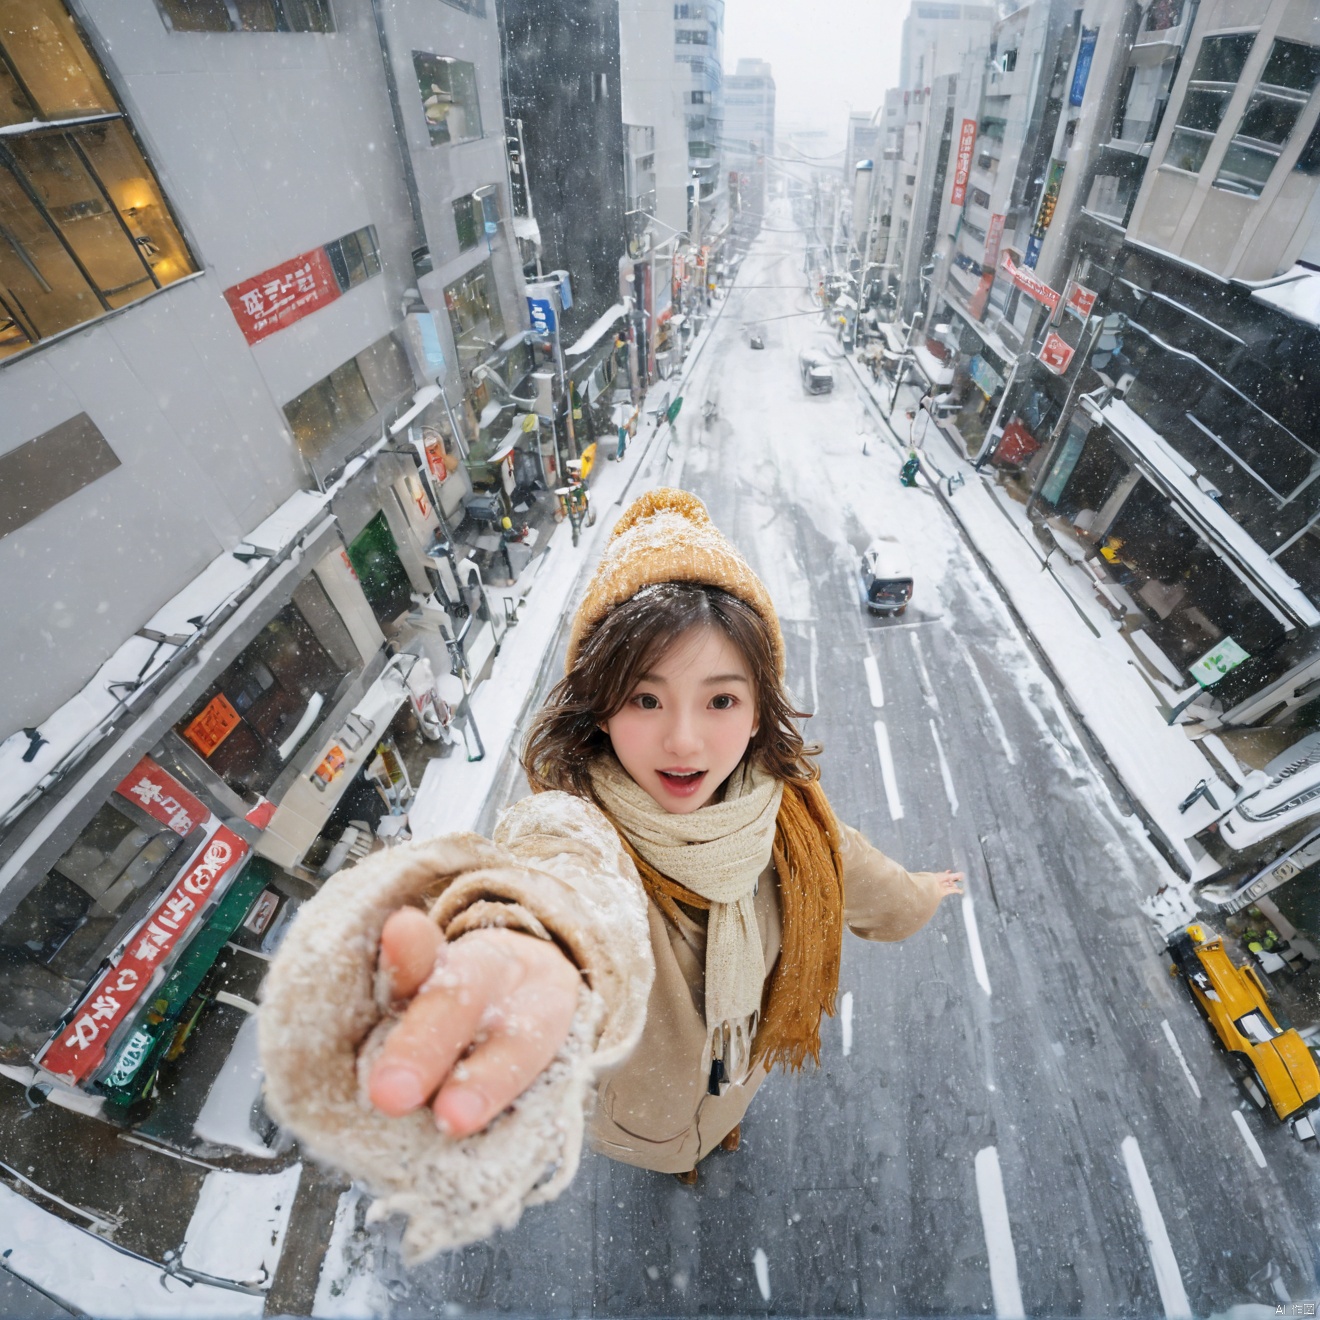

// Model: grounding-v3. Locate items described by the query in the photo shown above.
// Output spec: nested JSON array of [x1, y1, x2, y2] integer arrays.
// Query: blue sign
[[528, 296, 556, 335], [1070, 27, 1098, 107], [484, 220, 498, 235], [1024, 234, 1043, 268], [558, 273, 573, 311], [414, 311, 446, 372]]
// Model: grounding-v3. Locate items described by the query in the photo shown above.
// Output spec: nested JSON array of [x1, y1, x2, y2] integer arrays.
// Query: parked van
[[799, 350, 835, 394]]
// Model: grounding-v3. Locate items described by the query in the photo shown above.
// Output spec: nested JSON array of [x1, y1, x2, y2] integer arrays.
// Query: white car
[[799, 350, 835, 394], [861, 537, 914, 615]]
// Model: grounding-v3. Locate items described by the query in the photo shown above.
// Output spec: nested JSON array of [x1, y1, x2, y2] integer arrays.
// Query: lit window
[[452, 186, 499, 253], [1165, 32, 1256, 174], [1215, 39, 1320, 196], [0, 0, 197, 362], [413, 52, 483, 147], [154, 0, 334, 32]]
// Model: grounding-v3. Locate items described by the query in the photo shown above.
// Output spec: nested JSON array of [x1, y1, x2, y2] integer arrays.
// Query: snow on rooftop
[[1249, 265, 1320, 328], [565, 302, 627, 357], [1094, 399, 1320, 628]]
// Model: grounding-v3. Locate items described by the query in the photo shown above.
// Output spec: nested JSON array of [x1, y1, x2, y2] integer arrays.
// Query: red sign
[[38, 825, 250, 1083], [968, 214, 1008, 320], [950, 118, 978, 206], [224, 246, 341, 345], [1066, 281, 1097, 319], [1039, 330, 1076, 374], [1001, 253, 1061, 312], [115, 757, 209, 838]]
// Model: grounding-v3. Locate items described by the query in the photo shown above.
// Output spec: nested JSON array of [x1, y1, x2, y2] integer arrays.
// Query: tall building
[[676, 0, 728, 248], [725, 58, 776, 234], [0, 0, 530, 1113]]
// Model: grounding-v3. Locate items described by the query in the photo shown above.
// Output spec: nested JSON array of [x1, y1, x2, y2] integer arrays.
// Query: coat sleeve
[[257, 790, 653, 1264], [838, 821, 945, 942]]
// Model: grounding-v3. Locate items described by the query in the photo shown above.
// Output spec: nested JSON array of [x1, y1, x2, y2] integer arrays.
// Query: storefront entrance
[[347, 511, 414, 626]]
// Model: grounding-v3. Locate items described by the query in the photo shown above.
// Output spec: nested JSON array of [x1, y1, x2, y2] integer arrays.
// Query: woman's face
[[601, 625, 759, 814]]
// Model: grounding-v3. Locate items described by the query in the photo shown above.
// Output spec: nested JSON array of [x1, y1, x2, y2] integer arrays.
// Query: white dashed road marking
[[929, 719, 959, 816], [962, 893, 992, 997], [1121, 1136, 1192, 1319], [974, 1147, 1025, 1319], [863, 655, 885, 708], [1231, 1110, 1268, 1170], [873, 720, 904, 820], [1160, 1020, 1202, 1100]]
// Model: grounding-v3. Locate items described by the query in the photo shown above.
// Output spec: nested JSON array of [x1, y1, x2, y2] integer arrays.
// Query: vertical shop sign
[[38, 824, 249, 1084], [1190, 637, 1250, 687], [969, 214, 1007, 319], [1070, 28, 1099, 107], [115, 757, 210, 836], [1039, 330, 1076, 374], [224, 247, 341, 345], [1066, 281, 1098, 319], [1041, 418, 1089, 505], [949, 118, 978, 205], [527, 297, 556, 335], [1001, 254, 1061, 311]]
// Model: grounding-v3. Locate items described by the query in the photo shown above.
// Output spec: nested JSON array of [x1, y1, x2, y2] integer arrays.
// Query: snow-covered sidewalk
[[846, 353, 1233, 877]]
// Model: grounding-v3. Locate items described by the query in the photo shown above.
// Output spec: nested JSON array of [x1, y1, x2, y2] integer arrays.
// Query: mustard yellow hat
[[564, 488, 785, 677]]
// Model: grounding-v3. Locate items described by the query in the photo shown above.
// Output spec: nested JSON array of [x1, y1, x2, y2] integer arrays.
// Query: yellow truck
[[1167, 924, 1320, 1128]]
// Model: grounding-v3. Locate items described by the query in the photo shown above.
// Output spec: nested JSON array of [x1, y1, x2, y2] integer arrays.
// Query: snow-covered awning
[[911, 344, 955, 387], [0, 437, 397, 835], [512, 214, 542, 247], [1091, 399, 1320, 629], [1249, 265, 1320, 328], [565, 302, 627, 357]]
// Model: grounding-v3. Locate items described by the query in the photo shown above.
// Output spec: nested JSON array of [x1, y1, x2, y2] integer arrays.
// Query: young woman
[[259, 489, 963, 1262]]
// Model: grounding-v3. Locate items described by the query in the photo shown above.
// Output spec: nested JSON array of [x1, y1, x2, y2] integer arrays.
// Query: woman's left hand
[[934, 870, 965, 897]]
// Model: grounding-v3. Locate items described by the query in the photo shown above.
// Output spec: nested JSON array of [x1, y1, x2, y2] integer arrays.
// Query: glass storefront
[[444, 258, 506, 376], [347, 511, 415, 627]]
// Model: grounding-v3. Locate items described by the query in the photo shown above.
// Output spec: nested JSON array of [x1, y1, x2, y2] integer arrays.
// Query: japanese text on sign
[[114, 756, 209, 837], [224, 246, 341, 346], [1066, 281, 1097, 319], [949, 118, 978, 206], [1001, 254, 1061, 312], [1039, 331, 1076, 375], [38, 824, 249, 1084]]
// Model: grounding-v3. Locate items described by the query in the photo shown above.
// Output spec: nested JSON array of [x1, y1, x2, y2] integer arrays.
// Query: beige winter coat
[[258, 789, 943, 1262]]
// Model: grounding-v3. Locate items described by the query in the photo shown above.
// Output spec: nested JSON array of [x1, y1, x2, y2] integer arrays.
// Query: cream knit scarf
[[589, 755, 783, 1081]]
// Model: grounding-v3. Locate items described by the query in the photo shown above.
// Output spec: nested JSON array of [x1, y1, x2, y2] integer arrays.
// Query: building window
[[691, 90, 706, 104], [324, 225, 381, 291], [283, 331, 414, 464], [1144, 0, 1184, 32], [1114, 60, 1179, 145], [0, 0, 197, 363], [453, 185, 499, 253], [676, 28, 709, 44], [413, 52, 482, 147], [0, 413, 119, 540], [1215, 40, 1320, 196], [674, 4, 705, 16], [154, 0, 334, 32], [438, 0, 486, 15], [1165, 32, 1256, 174], [444, 258, 505, 375]]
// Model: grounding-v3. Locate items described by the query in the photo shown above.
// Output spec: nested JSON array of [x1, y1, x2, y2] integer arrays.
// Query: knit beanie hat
[[565, 488, 785, 677]]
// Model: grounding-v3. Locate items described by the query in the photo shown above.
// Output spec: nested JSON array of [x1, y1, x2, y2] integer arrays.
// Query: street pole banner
[[37, 824, 250, 1084], [1066, 281, 1098, 319], [1002, 253, 1060, 311], [1039, 330, 1075, 374], [950, 118, 978, 205]]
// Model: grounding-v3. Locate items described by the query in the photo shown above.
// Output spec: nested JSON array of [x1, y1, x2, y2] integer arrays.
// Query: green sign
[[1190, 636, 1250, 687], [666, 396, 684, 425]]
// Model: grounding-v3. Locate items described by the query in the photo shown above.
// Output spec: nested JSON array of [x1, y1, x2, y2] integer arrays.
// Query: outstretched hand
[[934, 869, 965, 896], [367, 907, 581, 1138]]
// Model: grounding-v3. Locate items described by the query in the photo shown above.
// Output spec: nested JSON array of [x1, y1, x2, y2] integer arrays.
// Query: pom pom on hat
[[565, 488, 785, 677]]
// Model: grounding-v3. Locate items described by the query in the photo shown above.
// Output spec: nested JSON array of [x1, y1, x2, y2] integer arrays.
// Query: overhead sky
[[724, 0, 911, 146]]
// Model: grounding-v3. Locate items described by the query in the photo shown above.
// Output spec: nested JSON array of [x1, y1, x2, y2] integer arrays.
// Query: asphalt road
[[360, 211, 1320, 1319]]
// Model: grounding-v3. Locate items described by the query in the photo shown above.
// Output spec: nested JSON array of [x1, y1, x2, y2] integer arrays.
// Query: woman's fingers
[[368, 932, 517, 1117], [367, 929, 580, 1129], [378, 907, 444, 1003], [433, 955, 581, 1136]]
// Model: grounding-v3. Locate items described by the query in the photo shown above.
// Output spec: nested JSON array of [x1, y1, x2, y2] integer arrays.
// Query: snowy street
[[327, 218, 1320, 1316]]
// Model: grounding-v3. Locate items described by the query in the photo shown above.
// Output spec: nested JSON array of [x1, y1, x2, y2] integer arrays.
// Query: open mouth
[[657, 769, 708, 796]]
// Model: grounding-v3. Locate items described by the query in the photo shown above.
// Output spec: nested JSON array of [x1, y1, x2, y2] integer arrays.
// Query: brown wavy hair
[[523, 581, 817, 798]]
